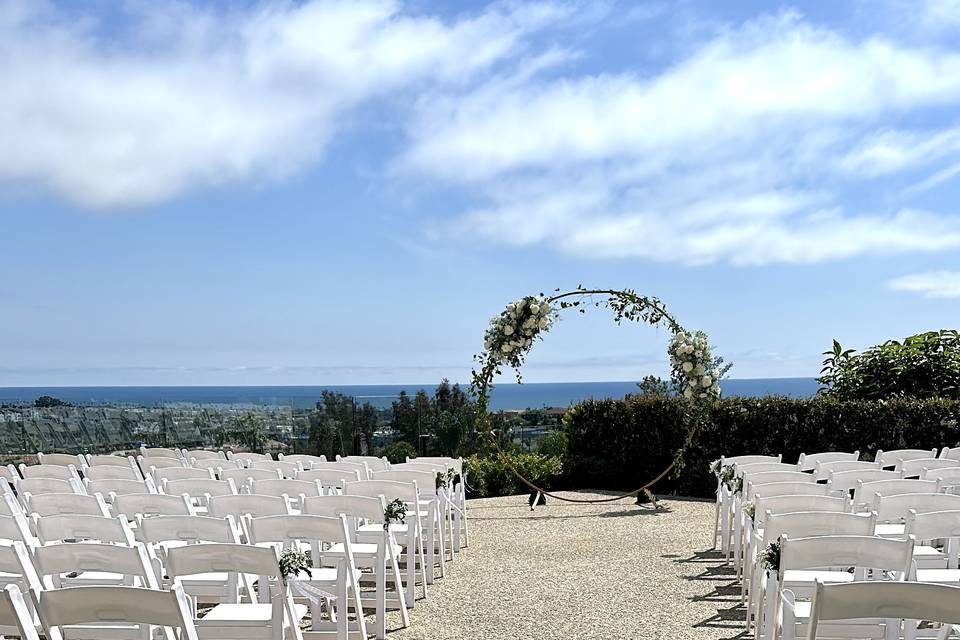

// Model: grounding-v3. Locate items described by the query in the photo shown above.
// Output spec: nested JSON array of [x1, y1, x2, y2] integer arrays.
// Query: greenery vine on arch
[[470, 286, 731, 503]]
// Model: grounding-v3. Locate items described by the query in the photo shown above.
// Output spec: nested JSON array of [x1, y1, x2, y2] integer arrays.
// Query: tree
[[380, 440, 417, 464], [818, 330, 960, 400], [221, 412, 266, 452], [637, 375, 670, 397], [306, 392, 379, 457], [35, 396, 70, 408]]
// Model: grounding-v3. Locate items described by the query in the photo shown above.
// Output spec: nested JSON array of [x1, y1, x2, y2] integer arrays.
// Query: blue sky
[[2, 0, 960, 386]]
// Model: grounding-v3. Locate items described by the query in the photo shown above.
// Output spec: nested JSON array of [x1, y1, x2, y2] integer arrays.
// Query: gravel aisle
[[384, 491, 744, 640]]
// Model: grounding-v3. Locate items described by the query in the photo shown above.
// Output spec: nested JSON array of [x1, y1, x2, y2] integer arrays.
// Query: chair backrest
[[812, 460, 878, 482], [780, 534, 914, 579], [310, 461, 370, 480], [218, 468, 281, 489], [250, 460, 300, 479], [37, 453, 83, 467], [0, 513, 35, 545], [875, 492, 960, 522], [30, 541, 157, 588], [796, 451, 860, 472], [753, 494, 849, 526], [735, 462, 798, 477], [17, 477, 84, 497], [410, 456, 464, 474], [807, 581, 960, 640], [0, 465, 18, 484], [85, 454, 136, 467], [940, 446, 960, 462], [151, 467, 214, 484], [764, 511, 876, 543], [36, 513, 135, 545], [0, 584, 41, 640], [344, 479, 418, 505], [391, 462, 446, 474], [36, 584, 197, 640], [899, 458, 960, 478], [277, 454, 327, 468], [721, 454, 782, 466], [161, 478, 236, 499], [139, 514, 240, 545], [113, 493, 193, 519], [296, 468, 361, 489], [302, 494, 386, 525], [227, 452, 273, 465], [745, 472, 817, 502], [744, 482, 833, 500], [852, 478, 940, 512], [182, 449, 225, 461], [19, 464, 79, 481], [339, 455, 389, 472], [86, 477, 156, 500], [208, 494, 290, 520], [371, 470, 436, 495], [250, 478, 321, 499], [137, 456, 183, 471], [166, 542, 280, 579], [27, 492, 110, 517], [140, 447, 182, 460], [928, 467, 960, 485], [190, 458, 238, 473], [828, 469, 899, 495], [876, 448, 938, 468], [247, 513, 350, 550], [905, 509, 960, 564], [83, 464, 142, 481]]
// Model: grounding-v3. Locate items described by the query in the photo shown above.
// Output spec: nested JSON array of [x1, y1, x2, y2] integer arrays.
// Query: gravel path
[[384, 491, 744, 640]]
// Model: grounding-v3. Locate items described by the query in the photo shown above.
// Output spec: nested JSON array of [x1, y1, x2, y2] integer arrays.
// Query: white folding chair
[[734, 472, 819, 571], [851, 478, 940, 513], [160, 478, 236, 515], [10, 478, 86, 512], [182, 449, 226, 462], [218, 468, 281, 494], [770, 535, 914, 640], [312, 461, 370, 481], [139, 514, 246, 606], [940, 446, 960, 462], [803, 581, 960, 640], [827, 469, 899, 497], [226, 452, 273, 467], [34, 584, 198, 640], [372, 469, 449, 574], [166, 543, 307, 639], [23, 540, 157, 590], [84, 478, 157, 506], [713, 455, 783, 552], [407, 456, 468, 549], [745, 510, 876, 633], [250, 460, 300, 480], [190, 458, 239, 474], [930, 467, 960, 489], [151, 467, 214, 485], [873, 492, 960, 537], [18, 465, 80, 483], [277, 454, 327, 469], [344, 480, 427, 605], [249, 479, 321, 511], [114, 493, 194, 521], [207, 494, 290, 543], [297, 469, 361, 495], [338, 455, 389, 472], [84, 454, 137, 468], [303, 494, 412, 626], [796, 451, 859, 473], [248, 514, 369, 639], [906, 509, 960, 579], [140, 447, 182, 461], [876, 448, 938, 469]]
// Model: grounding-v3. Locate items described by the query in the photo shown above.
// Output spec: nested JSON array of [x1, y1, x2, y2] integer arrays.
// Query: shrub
[[465, 452, 563, 498], [562, 395, 960, 498], [535, 430, 568, 457], [380, 440, 418, 465]]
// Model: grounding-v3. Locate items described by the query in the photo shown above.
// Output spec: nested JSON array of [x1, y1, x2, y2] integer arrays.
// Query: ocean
[[0, 378, 819, 411]]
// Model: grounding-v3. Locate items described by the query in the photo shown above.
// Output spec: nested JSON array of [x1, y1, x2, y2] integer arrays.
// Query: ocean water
[[0, 378, 819, 411]]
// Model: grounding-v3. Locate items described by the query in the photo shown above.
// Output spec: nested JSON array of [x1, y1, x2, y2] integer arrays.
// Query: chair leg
[[387, 540, 409, 625]]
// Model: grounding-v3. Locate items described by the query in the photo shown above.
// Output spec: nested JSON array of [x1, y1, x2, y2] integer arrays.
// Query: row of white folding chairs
[[0, 489, 433, 639]]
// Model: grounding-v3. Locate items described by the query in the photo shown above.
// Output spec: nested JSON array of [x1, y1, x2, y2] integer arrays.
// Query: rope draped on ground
[[470, 287, 722, 506]]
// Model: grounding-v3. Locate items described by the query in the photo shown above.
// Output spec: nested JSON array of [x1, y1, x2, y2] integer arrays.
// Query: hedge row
[[562, 396, 960, 498]]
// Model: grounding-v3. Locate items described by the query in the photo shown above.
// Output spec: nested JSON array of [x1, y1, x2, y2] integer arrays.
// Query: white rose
[[695, 350, 703, 358], [695, 364, 704, 375], [502, 344, 513, 353], [699, 392, 707, 398], [701, 375, 712, 387], [711, 383, 720, 393], [504, 325, 514, 335], [538, 318, 548, 329], [683, 388, 693, 399], [682, 362, 693, 373], [529, 304, 540, 314], [677, 332, 686, 341]]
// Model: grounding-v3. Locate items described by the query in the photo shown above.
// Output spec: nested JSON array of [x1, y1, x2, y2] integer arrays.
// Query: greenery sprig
[[279, 549, 312, 584], [743, 502, 755, 520], [435, 467, 457, 490], [759, 540, 781, 572], [383, 498, 407, 530]]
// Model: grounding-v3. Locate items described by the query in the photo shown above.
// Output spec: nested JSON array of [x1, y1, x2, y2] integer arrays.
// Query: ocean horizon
[[0, 378, 819, 411]]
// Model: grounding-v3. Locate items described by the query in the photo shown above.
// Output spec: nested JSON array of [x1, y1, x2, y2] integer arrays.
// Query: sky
[[2, 0, 960, 387]]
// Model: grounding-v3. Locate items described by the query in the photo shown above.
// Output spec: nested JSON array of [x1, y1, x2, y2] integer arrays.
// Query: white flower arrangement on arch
[[669, 330, 729, 400], [483, 294, 555, 369]]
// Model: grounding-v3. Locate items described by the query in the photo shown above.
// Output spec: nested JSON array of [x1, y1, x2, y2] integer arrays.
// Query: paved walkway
[[385, 491, 744, 639]]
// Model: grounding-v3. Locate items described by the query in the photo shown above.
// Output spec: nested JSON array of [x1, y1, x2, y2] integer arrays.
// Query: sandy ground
[[382, 491, 744, 640]]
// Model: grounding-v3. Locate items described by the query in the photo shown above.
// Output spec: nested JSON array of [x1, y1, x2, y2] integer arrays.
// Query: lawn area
[[386, 491, 741, 639]]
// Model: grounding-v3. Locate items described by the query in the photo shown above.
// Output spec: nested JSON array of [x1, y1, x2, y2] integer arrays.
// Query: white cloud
[[888, 271, 960, 298], [402, 11, 960, 265], [0, 0, 566, 208]]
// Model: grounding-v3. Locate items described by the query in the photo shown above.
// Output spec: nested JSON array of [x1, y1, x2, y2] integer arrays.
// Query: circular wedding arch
[[470, 287, 726, 504]]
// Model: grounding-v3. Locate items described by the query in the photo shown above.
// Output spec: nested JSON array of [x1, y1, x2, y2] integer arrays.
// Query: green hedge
[[465, 452, 563, 498], [563, 396, 960, 498]]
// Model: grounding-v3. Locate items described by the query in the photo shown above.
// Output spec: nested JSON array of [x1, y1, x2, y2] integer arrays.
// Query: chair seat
[[874, 523, 906, 537], [200, 602, 308, 625], [292, 567, 338, 582], [915, 569, 960, 584], [358, 523, 408, 535]]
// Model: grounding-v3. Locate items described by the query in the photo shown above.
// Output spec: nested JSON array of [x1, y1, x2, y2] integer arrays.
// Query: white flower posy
[[483, 295, 554, 365], [669, 330, 723, 400]]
